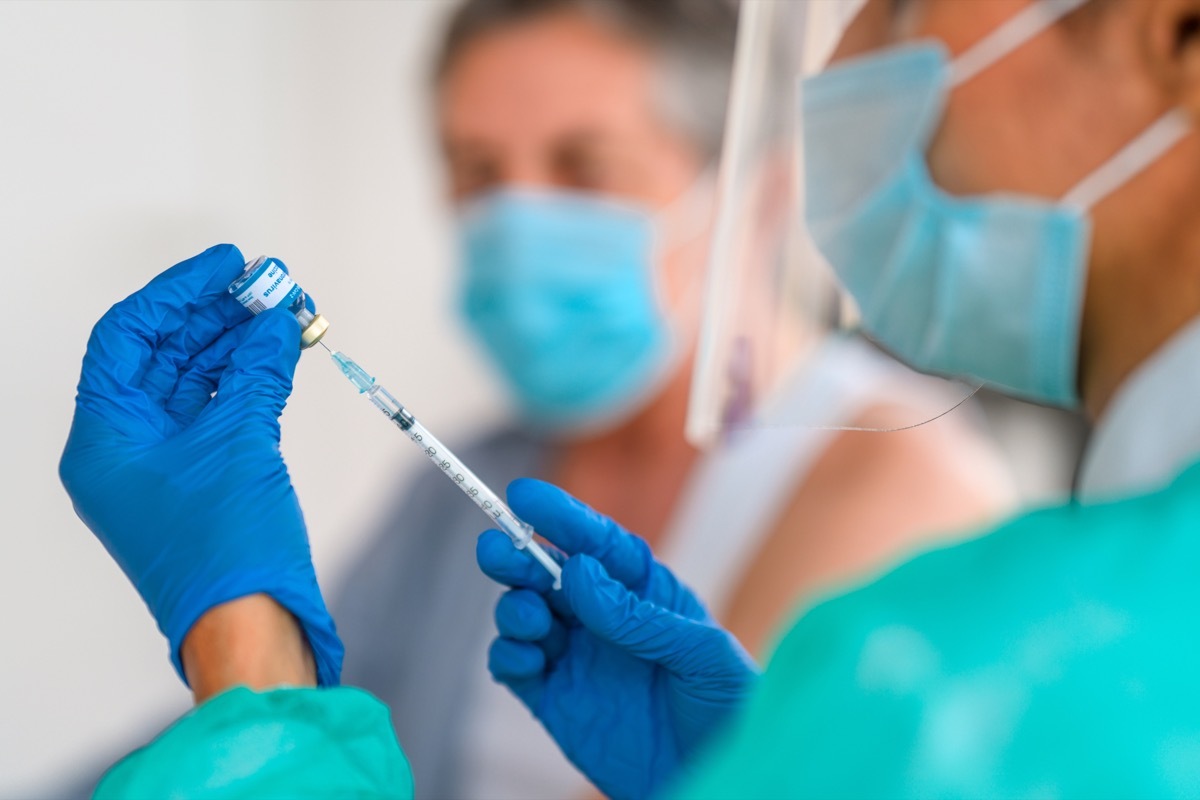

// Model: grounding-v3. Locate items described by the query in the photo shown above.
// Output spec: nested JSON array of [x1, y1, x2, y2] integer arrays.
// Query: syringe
[[322, 343, 563, 589], [223, 257, 559, 586]]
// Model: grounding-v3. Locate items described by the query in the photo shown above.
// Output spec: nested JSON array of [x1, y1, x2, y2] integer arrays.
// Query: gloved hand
[[59, 244, 342, 686], [476, 479, 758, 800]]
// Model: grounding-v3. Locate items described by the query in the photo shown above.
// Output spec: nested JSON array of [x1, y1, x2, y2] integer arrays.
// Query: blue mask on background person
[[458, 189, 681, 434], [802, 1, 1191, 407]]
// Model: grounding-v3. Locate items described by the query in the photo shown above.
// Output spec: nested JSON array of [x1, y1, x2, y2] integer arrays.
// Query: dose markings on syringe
[[411, 429, 507, 522]]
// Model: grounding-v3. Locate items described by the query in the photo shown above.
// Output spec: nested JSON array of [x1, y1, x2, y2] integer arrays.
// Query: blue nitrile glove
[[476, 479, 759, 800], [59, 244, 342, 687]]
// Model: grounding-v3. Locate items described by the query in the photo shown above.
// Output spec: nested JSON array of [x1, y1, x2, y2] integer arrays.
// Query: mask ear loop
[[646, 169, 720, 385], [654, 167, 719, 248], [949, 0, 1091, 87], [1061, 109, 1193, 210], [649, 167, 719, 309]]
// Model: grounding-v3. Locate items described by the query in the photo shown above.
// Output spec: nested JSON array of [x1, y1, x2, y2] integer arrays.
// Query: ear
[[1146, 0, 1200, 119]]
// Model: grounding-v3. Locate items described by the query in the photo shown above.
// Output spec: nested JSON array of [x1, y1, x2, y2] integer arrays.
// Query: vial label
[[232, 259, 304, 315]]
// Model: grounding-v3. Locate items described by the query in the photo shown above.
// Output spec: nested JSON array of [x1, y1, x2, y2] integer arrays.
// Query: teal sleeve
[[94, 686, 413, 799], [668, 461, 1200, 798]]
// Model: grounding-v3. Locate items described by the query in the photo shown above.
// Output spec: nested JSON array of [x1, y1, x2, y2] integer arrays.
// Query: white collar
[[1077, 315, 1200, 502]]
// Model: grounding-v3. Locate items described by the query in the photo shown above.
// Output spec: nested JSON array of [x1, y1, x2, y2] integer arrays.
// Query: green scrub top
[[98, 457, 1200, 799], [670, 456, 1200, 798], [94, 686, 413, 799]]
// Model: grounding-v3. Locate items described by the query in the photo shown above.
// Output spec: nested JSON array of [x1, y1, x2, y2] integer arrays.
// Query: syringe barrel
[[405, 416, 559, 586], [405, 419, 534, 548], [328, 348, 560, 587], [367, 384, 415, 430]]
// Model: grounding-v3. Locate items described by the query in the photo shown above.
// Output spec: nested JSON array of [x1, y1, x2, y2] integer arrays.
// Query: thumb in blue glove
[[60, 244, 342, 686], [478, 478, 758, 800]]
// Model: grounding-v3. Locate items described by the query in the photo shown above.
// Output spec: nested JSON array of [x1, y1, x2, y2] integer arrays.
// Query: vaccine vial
[[228, 255, 330, 349]]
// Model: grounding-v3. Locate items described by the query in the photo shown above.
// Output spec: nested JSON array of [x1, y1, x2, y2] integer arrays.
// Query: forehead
[[437, 10, 659, 145]]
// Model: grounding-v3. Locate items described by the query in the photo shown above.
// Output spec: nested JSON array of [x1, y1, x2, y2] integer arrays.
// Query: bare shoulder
[[813, 402, 1017, 524], [722, 404, 1015, 655]]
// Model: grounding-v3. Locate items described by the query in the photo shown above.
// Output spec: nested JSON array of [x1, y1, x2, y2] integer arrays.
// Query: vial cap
[[301, 314, 330, 349]]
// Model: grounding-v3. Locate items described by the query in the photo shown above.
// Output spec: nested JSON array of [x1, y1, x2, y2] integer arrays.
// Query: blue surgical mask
[[458, 189, 680, 434], [802, 2, 1191, 407]]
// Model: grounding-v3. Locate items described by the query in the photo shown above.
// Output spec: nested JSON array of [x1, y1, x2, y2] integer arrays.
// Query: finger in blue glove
[[476, 479, 758, 800], [61, 244, 342, 686]]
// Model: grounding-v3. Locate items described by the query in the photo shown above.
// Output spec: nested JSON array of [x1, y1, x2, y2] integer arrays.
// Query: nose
[[495, 152, 560, 192]]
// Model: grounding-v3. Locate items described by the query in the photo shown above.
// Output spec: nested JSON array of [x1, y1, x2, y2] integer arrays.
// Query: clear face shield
[[685, 0, 1192, 446], [686, 0, 981, 446]]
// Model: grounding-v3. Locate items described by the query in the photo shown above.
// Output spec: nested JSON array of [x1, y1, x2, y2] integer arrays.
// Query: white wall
[[0, 2, 509, 794]]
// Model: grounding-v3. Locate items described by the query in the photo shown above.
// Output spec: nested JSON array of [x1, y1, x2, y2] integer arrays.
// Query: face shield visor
[[685, 0, 1192, 446]]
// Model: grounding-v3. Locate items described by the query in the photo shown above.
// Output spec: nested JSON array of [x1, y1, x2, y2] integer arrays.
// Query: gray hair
[[433, 0, 738, 160]]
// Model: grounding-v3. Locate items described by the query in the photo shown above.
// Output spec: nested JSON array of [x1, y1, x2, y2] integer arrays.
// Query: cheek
[[926, 94, 1032, 197], [906, 0, 1148, 200], [926, 67, 1125, 200], [922, 17, 1162, 202]]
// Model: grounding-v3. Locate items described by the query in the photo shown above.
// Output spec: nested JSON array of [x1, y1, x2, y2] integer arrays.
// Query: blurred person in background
[[332, 1, 1014, 796]]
